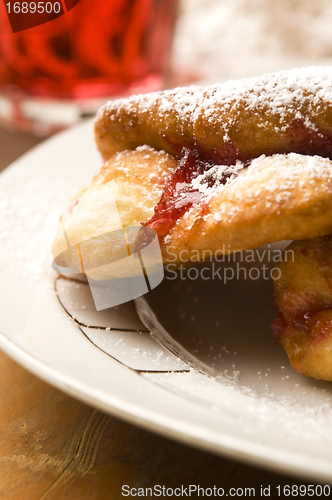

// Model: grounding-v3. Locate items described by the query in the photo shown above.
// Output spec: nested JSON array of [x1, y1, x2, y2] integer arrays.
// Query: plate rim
[[1, 327, 332, 483]]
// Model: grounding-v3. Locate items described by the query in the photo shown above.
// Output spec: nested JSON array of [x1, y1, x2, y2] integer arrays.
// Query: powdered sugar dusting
[[191, 161, 245, 200], [93, 145, 176, 212], [0, 168, 74, 285], [200, 68, 332, 133], [179, 152, 332, 211], [99, 66, 332, 138], [208, 153, 332, 222]]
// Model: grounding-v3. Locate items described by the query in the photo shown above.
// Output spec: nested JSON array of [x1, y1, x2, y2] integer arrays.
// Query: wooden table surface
[[0, 126, 328, 499]]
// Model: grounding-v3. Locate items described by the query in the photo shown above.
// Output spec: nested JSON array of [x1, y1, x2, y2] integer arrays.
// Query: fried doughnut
[[272, 236, 332, 381], [95, 66, 332, 163], [54, 67, 332, 272], [52, 146, 176, 273]]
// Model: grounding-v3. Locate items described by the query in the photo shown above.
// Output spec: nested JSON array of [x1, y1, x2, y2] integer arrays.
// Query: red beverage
[[0, 0, 178, 134]]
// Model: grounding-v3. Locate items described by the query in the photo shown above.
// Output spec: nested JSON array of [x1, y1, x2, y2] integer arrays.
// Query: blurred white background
[[173, 0, 332, 82]]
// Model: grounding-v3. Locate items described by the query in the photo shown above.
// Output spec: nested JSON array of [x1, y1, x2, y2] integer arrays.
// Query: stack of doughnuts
[[53, 66, 332, 381]]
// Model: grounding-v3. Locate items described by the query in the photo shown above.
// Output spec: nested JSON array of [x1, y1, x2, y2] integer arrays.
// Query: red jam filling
[[143, 148, 230, 239], [142, 119, 332, 241], [272, 303, 332, 343], [271, 311, 288, 341]]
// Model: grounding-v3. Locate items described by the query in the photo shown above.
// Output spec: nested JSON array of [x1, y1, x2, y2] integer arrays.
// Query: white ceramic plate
[[1, 120, 332, 482]]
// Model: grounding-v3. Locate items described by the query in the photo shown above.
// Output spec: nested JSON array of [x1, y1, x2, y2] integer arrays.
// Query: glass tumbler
[[0, 0, 179, 135]]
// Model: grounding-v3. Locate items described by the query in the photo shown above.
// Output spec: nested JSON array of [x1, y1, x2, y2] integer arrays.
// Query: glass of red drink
[[0, 0, 178, 135]]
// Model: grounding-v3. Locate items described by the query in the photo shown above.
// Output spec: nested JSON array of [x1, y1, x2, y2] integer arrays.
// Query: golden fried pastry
[[52, 146, 176, 274], [95, 66, 332, 163], [272, 236, 332, 381], [54, 66, 332, 273]]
